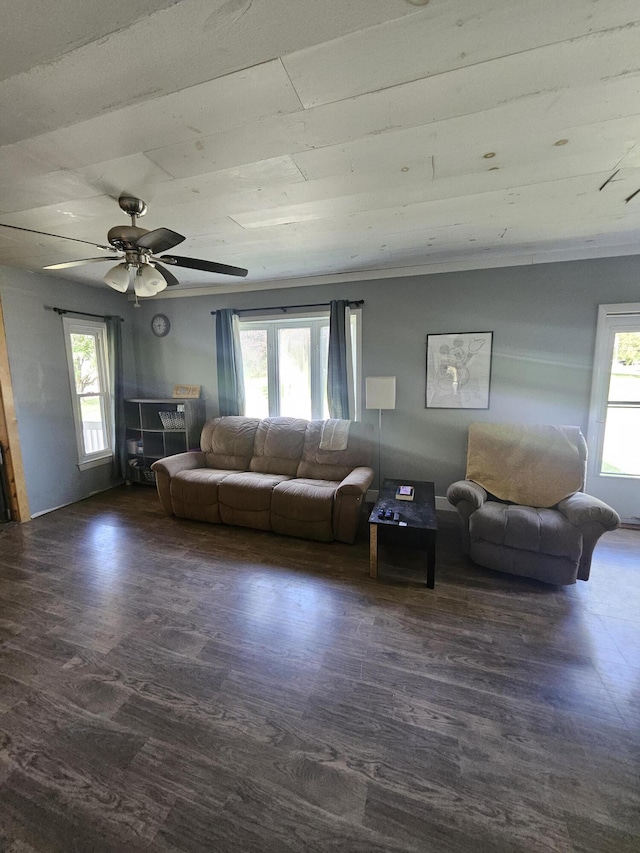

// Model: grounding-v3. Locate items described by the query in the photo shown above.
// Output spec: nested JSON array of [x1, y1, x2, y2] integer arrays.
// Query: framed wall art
[[425, 331, 493, 409]]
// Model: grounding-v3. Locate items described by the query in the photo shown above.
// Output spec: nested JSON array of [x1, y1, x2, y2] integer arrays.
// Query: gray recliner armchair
[[447, 423, 620, 585]]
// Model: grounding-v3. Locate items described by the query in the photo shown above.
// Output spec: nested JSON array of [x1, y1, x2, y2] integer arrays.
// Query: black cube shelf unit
[[125, 398, 205, 485]]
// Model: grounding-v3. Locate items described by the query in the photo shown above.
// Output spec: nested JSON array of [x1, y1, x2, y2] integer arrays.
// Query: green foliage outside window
[[614, 332, 640, 366], [71, 334, 100, 394]]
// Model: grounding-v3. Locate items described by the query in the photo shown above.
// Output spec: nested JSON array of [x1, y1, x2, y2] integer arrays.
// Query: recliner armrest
[[336, 466, 374, 496], [151, 451, 207, 478], [446, 479, 487, 511], [556, 492, 620, 530]]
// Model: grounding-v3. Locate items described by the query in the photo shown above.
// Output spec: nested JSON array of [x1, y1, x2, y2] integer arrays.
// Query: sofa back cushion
[[201, 416, 260, 470], [249, 417, 308, 475], [297, 420, 374, 481]]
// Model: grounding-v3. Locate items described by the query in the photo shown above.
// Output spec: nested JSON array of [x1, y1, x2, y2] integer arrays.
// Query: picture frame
[[425, 331, 493, 409]]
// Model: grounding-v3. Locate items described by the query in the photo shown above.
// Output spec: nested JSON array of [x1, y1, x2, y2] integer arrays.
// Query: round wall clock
[[151, 314, 170, 337]]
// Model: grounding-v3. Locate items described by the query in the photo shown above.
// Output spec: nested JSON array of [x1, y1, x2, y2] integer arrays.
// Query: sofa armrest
[[556, 492, 620, 530], [333, 467, 374, 544], [336, 466, 374, 496], [151, 451, 206, 515], [151, 451, 206, 478], [446, 480, 487, 511]]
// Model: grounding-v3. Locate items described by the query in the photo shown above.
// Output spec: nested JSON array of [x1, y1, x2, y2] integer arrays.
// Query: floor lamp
[[365, 376, 396, 490]]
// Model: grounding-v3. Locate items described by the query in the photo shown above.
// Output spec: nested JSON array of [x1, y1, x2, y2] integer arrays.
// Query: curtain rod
[[210, 299, 364, 316], [47, 306, 124, 321]]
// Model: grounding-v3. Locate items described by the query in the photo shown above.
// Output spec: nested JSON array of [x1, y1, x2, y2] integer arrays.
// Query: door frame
[[0, 296, 31, 521], [586, 301, 640, 523]]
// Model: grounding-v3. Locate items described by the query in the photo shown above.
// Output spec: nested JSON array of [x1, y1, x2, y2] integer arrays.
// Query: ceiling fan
[[0, 195, 248, 300]]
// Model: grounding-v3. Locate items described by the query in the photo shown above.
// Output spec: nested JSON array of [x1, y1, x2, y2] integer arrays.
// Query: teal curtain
[[215, 309, 245, 416], [327, 299, 353, 419], [106, 316, 127, 480]]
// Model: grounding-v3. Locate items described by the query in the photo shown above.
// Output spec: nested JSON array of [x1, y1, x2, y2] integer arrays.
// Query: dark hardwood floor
[[0, 485, 638, 852]]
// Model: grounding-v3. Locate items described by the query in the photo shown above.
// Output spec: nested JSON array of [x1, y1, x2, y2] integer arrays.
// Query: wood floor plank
[[364, 780, 573, 853], [0, 770, 153, 853], [565, 812, 640, 853]]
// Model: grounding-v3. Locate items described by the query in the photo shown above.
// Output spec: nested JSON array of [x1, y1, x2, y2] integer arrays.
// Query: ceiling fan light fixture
[[134, 263, 167, 297], [103, 262, 131, 292]]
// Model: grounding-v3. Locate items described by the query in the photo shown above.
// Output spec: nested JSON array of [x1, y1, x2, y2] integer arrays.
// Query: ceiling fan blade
[[161, 255, 248, 277], [44, 256, 121, 270], [0, 222, 112, 251], [154, 262, 180, 287], [136, 228, 185, 253]]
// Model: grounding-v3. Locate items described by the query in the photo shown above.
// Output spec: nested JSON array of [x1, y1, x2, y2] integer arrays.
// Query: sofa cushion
[[201, 416, 260, 470], [218, 471, 292, 530], [297, 419, 373, 480], [271, 478, 338, 542], [469, 502, 583, 561], [170, 468, 236, 523], [249, 417, 308, 476]]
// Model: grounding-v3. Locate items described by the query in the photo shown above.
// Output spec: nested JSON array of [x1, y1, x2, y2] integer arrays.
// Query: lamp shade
[[103, 263, 131, 292], [365, 376, 396, 410], [134, 264, 167, 297]]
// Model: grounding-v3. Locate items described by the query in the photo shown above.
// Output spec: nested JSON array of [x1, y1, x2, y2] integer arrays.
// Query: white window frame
[[238, 308, 361, 420], [62, 317, 113, 470], [587, 302, 640, 482]]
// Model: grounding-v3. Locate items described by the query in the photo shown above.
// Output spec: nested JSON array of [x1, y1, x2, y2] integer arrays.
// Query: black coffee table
[[369, 479, 437, 588]]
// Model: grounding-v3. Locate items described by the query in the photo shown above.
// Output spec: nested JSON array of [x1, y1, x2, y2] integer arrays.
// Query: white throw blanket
[[319, 418, 351, 451]]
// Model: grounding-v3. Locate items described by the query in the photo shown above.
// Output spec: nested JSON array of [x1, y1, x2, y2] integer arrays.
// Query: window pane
[[80, 396, 107, 453], [320, 324, 330, 419], [240, 328, 269, 417], [71, 333, 101, 394], [608, 332, 640, 402], [601, 405, 640, 476], [278, 327, 311, 418]]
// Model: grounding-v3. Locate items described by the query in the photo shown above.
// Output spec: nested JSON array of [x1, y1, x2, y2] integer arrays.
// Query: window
[[600, 328, 640, 477], [63, 317, 113, 469], [586, 303, 640, 525], [238, 311, 360, 420]]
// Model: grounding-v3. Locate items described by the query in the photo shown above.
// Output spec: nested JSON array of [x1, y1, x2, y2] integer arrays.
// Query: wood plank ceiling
[[0, 0, 639, 296]]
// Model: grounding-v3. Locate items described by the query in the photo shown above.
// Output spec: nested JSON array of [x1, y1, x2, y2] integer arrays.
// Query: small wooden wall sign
[[172, 384, 201, 398]]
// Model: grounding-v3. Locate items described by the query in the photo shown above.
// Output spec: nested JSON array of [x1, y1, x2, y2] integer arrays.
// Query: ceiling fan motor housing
[[107, 225, 150, 250]]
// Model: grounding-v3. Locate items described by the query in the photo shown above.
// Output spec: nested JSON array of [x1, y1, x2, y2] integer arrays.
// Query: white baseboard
[[436, 496, 456, 512], [365, 489, 454, 511], [30, 501, 73, 519], [30, 482, 123, 519]]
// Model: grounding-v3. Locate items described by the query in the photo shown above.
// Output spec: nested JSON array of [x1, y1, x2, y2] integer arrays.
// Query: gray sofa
[[151, 416, 374, 543]]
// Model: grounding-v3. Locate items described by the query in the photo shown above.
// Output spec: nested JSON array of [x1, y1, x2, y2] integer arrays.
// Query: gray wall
[[0, 267, 137, 516], [130, 296, 219, 412], [2, 255, 638, 516], [132, 256, 640, 497]]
